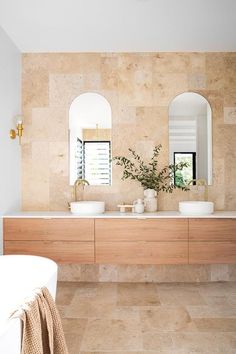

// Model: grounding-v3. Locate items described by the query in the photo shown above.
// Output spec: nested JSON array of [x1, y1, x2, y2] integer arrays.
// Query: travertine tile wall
[[22, 53, 236, 211]]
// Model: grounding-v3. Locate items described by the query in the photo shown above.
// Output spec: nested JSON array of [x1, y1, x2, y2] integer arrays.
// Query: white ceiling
[[0, 0, 236, 52]]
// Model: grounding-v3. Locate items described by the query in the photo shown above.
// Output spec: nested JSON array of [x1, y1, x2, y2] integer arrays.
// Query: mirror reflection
[[69, 92, 112, 186], [169, 92, 212, 186]]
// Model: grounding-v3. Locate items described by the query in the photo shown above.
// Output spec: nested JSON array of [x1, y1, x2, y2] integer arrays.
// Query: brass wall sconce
[[10, 115, 24, 144]]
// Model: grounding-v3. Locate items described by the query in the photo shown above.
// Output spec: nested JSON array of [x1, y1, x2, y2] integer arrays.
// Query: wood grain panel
[[95, 219, 188, 242], [189, 219, 236, 242], [189, 241, 236, 264], [96, 241, 188, 264], [4, 241, 94, 263], [4, 218, 94, 241]]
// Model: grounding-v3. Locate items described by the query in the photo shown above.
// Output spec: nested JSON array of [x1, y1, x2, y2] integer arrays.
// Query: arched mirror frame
[[69, 92, 112, 186], [168, 91, 212, 186]]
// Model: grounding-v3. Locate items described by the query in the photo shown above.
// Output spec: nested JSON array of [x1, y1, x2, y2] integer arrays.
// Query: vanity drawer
[[4, 240, 94, 263], [189, 219, 236, 242], [189, 241, 236, 264], [4, 218, 94, 241], [96, 241, 188, 264], [95, 218, 188, 242]]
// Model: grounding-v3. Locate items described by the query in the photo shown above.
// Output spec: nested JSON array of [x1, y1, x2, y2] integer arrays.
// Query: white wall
[[0, 27, 21, 254]]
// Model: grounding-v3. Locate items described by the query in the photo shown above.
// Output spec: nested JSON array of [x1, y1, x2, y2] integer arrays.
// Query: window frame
[[83, 140, 112, 186], [173, 151, 196, 186]]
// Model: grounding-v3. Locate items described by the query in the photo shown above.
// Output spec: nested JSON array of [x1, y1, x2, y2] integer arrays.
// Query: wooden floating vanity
[[3, 212, 236, 265]]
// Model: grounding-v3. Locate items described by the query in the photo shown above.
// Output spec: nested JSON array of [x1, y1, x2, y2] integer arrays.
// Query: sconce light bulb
[[14, 114, 24, 125]]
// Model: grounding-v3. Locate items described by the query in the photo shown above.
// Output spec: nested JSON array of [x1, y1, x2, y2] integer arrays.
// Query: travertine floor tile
[[157, 286, 205, 306], [56, 281, 236, 353], [117, 283, 160, 306], [56, 281, 78, 305], [140, 306, 196, 332], [66, 283, 117, 318], [62, 318, 87, 354], [142, 331, 173, 350], [187, 304, 236, 318], [171, 332, 236, 353], [193, 318, 236, 332], [80, 318, 143, 351]]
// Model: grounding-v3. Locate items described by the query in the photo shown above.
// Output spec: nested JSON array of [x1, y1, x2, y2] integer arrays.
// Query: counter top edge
[[2, 211, 236, 219]]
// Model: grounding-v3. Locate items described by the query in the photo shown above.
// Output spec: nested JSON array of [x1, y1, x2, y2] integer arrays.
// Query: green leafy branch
[[113, 144, 189, 193]]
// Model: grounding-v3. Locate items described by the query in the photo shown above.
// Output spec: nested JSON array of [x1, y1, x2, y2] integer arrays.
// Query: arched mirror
[[69, 92, 112, 186], [169, 92, 212, 186]]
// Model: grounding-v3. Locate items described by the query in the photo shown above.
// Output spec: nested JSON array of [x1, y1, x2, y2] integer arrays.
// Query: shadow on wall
[[0, 26, 21, 254]]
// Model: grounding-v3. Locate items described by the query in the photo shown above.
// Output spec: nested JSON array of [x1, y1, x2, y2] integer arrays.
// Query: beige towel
[[19, 287, 68, 354]]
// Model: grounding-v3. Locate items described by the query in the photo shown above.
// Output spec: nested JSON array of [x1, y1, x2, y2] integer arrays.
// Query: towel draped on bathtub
[[12, 287, 68, 354]]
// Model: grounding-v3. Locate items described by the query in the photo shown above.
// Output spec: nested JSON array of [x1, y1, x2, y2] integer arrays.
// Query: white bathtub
[[0, 255, 58, 354]]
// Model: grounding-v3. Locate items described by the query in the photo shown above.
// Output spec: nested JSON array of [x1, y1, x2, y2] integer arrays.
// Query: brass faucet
[[73, 178, 90, 201], [188, 178, 208, 200]]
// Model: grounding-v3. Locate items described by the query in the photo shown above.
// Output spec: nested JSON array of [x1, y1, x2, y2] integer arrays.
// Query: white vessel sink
[[70, 201, 105, 215], [179, 201, 214, 216]]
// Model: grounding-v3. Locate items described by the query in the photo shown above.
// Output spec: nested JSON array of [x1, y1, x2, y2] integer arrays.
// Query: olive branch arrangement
[[113, 144, 189, 193]]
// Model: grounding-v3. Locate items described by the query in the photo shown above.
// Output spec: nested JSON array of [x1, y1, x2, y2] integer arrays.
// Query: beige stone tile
[[225, 188, 236, 210], [202, 295, 230, 306], [140, 305, 196, 332], [49, 142, 68, 176], [155, 265, 210, 283], [56, 281, 77, 306], [197, 282, 235, 297], [142, 331, 173, 351], [224, 107, 236, 124], [206, 53, 225, 90], [31, 107, 68, 142], [116, 265, 159, 283], [212, 158, 225, 186], [225, 155, 236, 186], [187, 304, 236, 318], [222, 282, 236, 294], [22, 69, 49, 108], [153, 53, 190, 73], [171, 332, 236, 354], [49, 73, 84, 107], [62, 318, 87, 354], [188, 73, 206, 90], [222, 126, 236, 157], [135, 106, 168, 147], [193, 318, 236, 332], [57, 305, 68, 319], [79, 265, 100, 282], [99, 265, 118, 282], [211, 264, 229, 281], [80, 318, 142, 351], [117, 283, 160, 306], [227, 295, 236, 306], [153, 73, 188, 106], [66, 283, 117, 318], [49, 174, 71, 211], [118, 54, 153, 106], [58, 264, 82, 282], [58, 264, 99, 282], [157, 287, 206, 306], [62, 317, 87, 334], [101, 56, 119, 90], [229, 266, 236, 281], [189, 53, 206, 73]]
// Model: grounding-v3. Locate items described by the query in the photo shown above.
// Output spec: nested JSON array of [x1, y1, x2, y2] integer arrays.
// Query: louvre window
[[82, 141, 111, 185], [76, 138, 83, 179]]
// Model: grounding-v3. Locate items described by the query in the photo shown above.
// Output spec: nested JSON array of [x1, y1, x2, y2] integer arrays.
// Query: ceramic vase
[[143, 188, 158, 212]]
